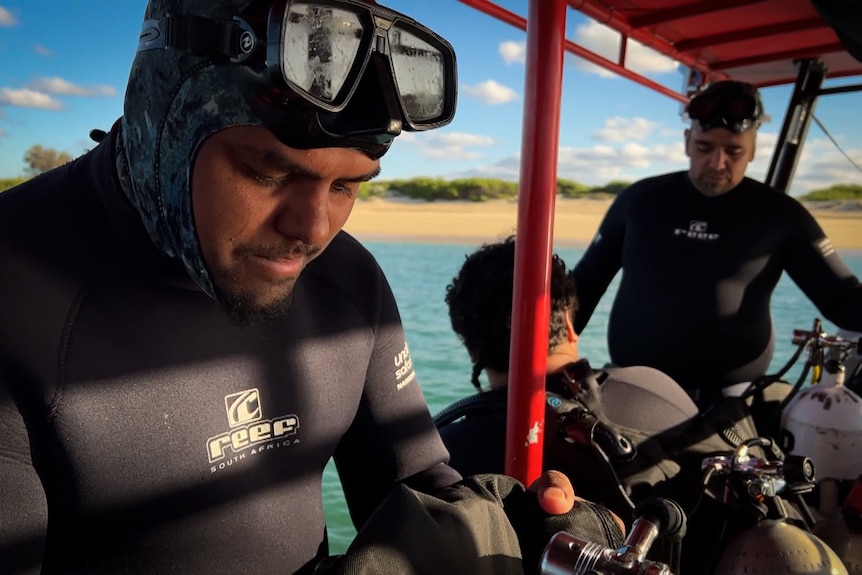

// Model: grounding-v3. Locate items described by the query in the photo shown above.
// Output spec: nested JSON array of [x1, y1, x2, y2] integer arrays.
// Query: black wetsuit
[[572, 171, 862, 391], [0, 132, 460, 574], [437, 364, 699, 479], [436, 363, 701, 522]]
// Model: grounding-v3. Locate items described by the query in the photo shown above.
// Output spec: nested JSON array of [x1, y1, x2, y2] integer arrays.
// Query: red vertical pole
[[505, 0, 567, 485]]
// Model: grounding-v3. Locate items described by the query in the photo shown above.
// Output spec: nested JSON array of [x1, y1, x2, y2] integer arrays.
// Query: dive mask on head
[[136, 0, 457, 158], [686, 80, 763, 134]]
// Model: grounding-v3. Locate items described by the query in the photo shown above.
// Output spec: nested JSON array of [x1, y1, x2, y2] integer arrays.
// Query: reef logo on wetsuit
[[206, 388, 301, 468], [673, 220, 719, 242]]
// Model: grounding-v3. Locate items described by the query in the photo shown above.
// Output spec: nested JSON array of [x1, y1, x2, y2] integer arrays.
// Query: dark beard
[[213, 283, 294, 327]]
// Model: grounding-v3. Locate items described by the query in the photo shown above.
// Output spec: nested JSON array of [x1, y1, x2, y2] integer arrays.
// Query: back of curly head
[[445, 236, 578, 391]]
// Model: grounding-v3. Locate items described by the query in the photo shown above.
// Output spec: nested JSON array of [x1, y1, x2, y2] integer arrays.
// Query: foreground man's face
[[192, 126, 380, 324]]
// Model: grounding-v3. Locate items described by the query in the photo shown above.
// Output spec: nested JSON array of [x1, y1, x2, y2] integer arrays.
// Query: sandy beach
[[343, 197, 862, 251]]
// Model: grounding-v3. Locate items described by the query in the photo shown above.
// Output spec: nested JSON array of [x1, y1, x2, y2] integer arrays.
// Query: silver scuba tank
[[781, 360, 862, 483], [715, 519, 847, 575], [781, 330, 862, 516]]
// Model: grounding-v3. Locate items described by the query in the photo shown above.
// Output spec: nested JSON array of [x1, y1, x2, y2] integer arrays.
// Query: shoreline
[[343, 197, 862, 252]]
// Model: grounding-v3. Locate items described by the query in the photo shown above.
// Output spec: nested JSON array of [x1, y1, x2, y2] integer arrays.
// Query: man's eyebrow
[[348, 165, 382, 183], [237, 145, 381, 182]]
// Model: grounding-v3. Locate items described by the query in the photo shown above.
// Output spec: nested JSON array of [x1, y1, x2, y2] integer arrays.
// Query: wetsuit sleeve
[[314, 474, 624, 575], [0, 379, 47, 575], [570, 191, 628, 333], [780, 202, 862, 330], [333, 268, 461, 530]]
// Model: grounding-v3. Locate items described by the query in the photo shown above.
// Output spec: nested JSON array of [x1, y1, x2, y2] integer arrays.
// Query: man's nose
[[708, 149, 729, 170], [274, 183, 332, 246]]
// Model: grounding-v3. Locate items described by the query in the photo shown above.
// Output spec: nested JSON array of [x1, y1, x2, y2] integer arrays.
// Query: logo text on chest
[[206, 388, 300, 465]]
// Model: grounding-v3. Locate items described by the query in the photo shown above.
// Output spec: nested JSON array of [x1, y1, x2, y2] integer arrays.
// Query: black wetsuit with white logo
[[0, 134, 459, 574], [571, 171, 862, 391]]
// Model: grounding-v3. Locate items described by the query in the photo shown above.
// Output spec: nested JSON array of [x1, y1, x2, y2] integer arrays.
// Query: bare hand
[[528, 470, 626, 533]]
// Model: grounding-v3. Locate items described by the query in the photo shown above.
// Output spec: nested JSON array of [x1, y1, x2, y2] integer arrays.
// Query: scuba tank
[[812, 475, 862, 574], [781, 358, 862, 481], [703, 436, 848, 574], [781, 328, 862, 516], [716, 519, 847, 574]]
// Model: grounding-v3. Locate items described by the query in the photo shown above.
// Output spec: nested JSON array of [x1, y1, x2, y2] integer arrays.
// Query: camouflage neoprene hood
[[118, 0, 260, 298]]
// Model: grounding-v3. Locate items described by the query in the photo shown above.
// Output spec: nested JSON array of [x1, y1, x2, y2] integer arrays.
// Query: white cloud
[[461, 162, 521, 180], [33, 45, 53, 57], [0, 88, 63, 110], [402, 131, 495, 161], [0, 6, 17, 26], [556, 141, 685, 182], [593, 117, 656, 143], [569, 21, 678, 78], [497, 23, 677, 80], [441, 112, 860, 196], [432, 133, 496, 148], [782, 137, 862, 195], [499, 41, 526, 65], [462, 80, 518, 105], [457, 139, 687, 185], [659, 126, 685, 138], [28, 77, 116, 97], [743, 130, 779, 181]]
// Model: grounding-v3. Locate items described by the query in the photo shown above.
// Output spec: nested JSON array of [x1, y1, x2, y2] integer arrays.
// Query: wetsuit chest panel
[[621, 179, 785, 288], [607, 175, 790, 388], [49, 277, 373, 504], [20, 272, 374, 572]]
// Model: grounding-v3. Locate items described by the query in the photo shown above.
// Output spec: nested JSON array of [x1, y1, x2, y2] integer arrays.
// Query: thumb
[[528, 470, 576, 515], [529, 470, 626, 533]]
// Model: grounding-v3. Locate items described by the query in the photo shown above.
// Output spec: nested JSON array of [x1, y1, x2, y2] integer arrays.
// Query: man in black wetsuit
[[571, 80, 862, 407], [0, 2, 623, 574]]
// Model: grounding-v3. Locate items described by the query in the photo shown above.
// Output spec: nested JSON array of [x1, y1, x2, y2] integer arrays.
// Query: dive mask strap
[[138, 16, 258, 64]]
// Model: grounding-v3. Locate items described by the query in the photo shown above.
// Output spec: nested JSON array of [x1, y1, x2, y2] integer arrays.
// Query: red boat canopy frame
[[460, 0, 862, 95], [454, 0, 862, 485]]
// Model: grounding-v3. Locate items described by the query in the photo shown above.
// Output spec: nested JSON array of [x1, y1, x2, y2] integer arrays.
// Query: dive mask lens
[[279, 2, 366, 107], [388, 23, 446, 122], [270, 0, 456, 130]]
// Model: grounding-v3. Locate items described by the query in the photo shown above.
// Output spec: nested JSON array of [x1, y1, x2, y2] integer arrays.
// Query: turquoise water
[[323, 241, 862, 553]]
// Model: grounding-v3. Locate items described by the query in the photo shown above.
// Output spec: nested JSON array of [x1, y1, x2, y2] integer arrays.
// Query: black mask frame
[[136, 0, 458, 158]]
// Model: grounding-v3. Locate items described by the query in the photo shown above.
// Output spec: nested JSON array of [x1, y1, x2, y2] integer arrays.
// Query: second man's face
[[685, 123, 756, 197], [191, 126, 380, 324]]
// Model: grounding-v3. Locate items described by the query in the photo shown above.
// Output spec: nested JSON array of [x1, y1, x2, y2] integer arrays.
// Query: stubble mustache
[[235, 241, 322, 261]]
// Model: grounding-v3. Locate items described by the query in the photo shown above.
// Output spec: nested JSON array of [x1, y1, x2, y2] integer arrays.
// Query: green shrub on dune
[[0, 177, 28, 192], [356, 177, 861, 203], [800, 184, 862, 201]]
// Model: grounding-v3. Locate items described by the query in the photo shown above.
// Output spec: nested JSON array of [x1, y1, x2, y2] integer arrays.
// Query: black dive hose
[[732, 333, 814, 435], [737, 336, 811, 403]]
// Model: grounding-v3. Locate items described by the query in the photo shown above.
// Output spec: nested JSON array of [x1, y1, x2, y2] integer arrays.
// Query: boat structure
[[449, 0, 862, 572]]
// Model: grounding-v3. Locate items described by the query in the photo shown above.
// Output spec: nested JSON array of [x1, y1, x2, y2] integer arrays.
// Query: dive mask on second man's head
[[686, 80, 763, 134], [136, 0, 457, 158]]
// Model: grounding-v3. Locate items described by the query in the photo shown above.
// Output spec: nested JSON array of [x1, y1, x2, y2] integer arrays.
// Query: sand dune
[[343, 197, 862, 251]]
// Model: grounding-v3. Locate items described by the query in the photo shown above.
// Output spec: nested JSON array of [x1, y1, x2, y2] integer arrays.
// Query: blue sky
[[1, 0, 860, 196]]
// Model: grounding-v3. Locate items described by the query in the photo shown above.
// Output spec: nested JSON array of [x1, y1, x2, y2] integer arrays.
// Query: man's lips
[[249, 254, 306, 280]]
